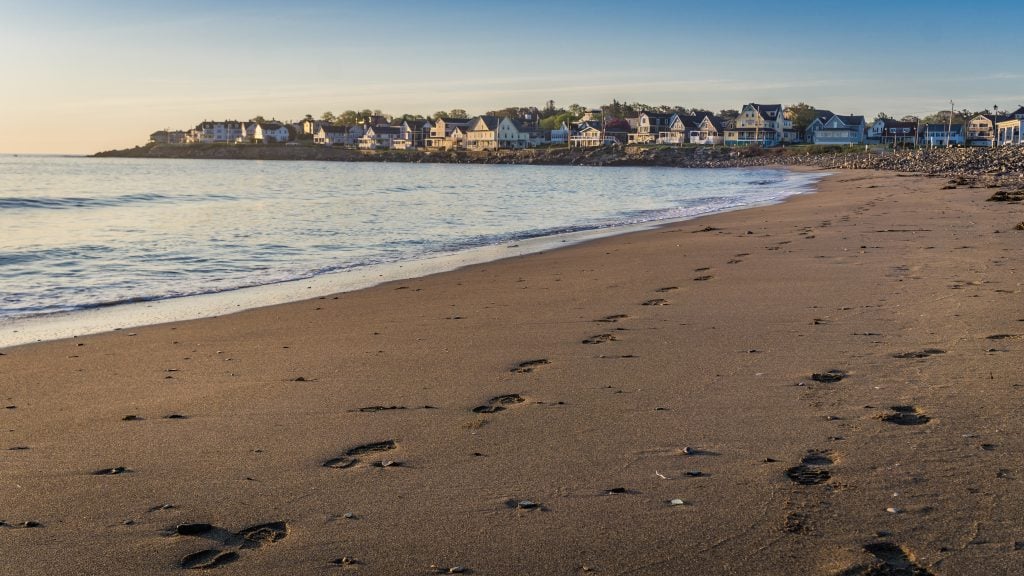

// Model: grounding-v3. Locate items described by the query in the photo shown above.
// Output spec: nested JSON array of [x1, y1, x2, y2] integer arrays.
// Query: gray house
[[809, 114, 866, 145]]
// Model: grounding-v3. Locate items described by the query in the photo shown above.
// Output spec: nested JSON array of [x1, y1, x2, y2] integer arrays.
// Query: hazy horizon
[[3, 0, 1023, 154]]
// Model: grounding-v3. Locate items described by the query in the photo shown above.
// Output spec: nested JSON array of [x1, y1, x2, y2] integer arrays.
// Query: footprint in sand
[[349, 405, 407, 413], [582, 333, 617, 345], [693, 275, 714, 281], [511, 359, 550, 373], [177, 521, 289, 570], [810, 370, 848, 383], [655, 286, 678, 293], [642, 298, 670, 306], [785, 450, 834, 485], [472, 393, 525, 414], [848, 542, 934, 576], [878, 405, 931, 426], [595, 314, 629, 323], [892, 349, 945, 359], [323, 440, 398, 469]]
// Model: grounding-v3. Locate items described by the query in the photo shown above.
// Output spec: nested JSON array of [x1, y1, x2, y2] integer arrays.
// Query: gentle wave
[[0, 157, 820, 321]]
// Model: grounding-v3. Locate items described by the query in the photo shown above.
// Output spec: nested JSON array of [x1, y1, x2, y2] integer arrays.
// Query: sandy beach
[[1, 169, 1022, 575]]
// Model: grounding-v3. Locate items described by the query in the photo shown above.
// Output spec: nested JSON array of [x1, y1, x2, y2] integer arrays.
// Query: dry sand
[[1, 169, 1022, 575]]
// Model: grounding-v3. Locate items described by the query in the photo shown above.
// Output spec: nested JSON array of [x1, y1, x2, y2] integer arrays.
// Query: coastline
[[0, 166, 824, 349], [1, 169, 1022, 574]]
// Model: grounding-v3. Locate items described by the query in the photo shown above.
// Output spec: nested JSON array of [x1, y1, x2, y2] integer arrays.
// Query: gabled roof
[[814, 110, 835, 122], [366, 126, 401, 136], [675, 115, 701, 129], [437, 117, 470, 125], [882, 120, 918, 129], [1007, 106, 1024, 117], [747, 104, 783, 119], [698, 115, 725, 132], [833, 115, 865, 126], [470, 115, 499, 131]]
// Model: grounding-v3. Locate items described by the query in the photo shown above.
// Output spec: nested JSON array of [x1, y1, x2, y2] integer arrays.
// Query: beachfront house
[[569, 122, 606, 147], [996, 117, 1023, 145], [313, 124, 362, 146], [465, 116, 500, 150], [393, 119, 432, 149], [919, 124, 965, 147], [656, 115, 701, 145], [802, 110, 834, 143], [808, 114, 866, 145], [149, 130, 186, 144], [690, 115, 725, 145], [426, 117, 471, 150], [724, 104, 790, 147], [499, 118, 537, 148], [966, 113, 1005, 147], [875, 119, 918, 147], [358, 125, 401, 149], [550, 120, 571, 145], [632, 112, 677, 144], [186, 120, 244, 143], [254, 122, 291, 144]]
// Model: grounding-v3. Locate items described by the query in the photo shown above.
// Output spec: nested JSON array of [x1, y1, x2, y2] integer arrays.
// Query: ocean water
[[0, 155, 821, 324]]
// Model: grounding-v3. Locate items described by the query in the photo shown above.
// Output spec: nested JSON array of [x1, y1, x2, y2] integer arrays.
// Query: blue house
[[810, 114, 866, 145]]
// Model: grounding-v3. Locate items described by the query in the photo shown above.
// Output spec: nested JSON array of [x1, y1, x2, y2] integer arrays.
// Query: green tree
[[718, 109, 740, 123], [449, 109, 468, 119], [337, 110, 359, 125], [873, 112, 891, 122], [320, 111, 334, 122], [433, 110, 449, 119], [784, 103, 819, 132]]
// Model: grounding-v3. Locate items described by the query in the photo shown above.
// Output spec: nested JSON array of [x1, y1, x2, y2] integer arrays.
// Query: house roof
[[437, 117, 470, 125], [699, 115, 725, 131], [814, 110, 835, 122], [834, 115, 865, 126], [924, 124, 963, 132], [367, 126, 401, 135], [1007, 106, 1024, 117], [882, 120, 918, 129], [471, 115, 500, 131], [748, 104, 783, 119]]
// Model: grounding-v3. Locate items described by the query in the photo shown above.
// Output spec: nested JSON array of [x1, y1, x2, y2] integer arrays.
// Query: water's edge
[[0, 170, 825, 349]]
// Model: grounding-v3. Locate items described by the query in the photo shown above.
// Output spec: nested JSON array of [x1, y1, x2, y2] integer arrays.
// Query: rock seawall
[[94, 143, 1024, 181]]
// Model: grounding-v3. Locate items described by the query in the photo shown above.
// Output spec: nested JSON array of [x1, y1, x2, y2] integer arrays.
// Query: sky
[[2, 0, 1023, 154]]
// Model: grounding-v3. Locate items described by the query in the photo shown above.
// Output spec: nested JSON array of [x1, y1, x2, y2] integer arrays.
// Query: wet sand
[[1, 169, 1021, 575]]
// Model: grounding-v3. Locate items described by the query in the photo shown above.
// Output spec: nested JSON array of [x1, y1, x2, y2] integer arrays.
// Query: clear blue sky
[[2, 0, 1022, 153]]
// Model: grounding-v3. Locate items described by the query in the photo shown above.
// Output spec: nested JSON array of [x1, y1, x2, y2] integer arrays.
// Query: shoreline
[[2, 169, 1022, 574], [0, 166, 825, 349]]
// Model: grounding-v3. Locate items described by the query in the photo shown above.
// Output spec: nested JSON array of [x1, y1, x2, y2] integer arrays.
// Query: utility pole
[[993, 104, 999, 147], [946, 100, 954, 147], [753, 104, 760, 146]]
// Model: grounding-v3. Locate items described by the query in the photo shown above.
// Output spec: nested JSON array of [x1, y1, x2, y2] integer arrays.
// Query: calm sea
[[0, 155, 821, 324]]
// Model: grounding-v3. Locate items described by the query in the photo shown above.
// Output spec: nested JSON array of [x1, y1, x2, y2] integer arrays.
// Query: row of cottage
[[151, 103, 1024, 150]]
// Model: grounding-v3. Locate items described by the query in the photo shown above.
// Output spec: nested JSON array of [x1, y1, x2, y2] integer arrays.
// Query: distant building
[[873, 119, 918, 146], [426, 117, 471, 149], [149, 130, 186, 144], [803, 110, 835, 143], [724, 104, 791, 146], [392, 119, 432, 149], [690, 115, 725, 145], [809, 114, 866, 145], [633, 112, 676, 144], [358, 125, 400, 149], [314, 124, 362, 146], [186, 120, 243, 143], [966, 113, 1005, 147], [996, 117, 1022, 145], [920, 123, 964, 147]]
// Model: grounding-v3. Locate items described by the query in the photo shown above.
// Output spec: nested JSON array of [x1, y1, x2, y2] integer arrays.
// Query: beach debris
[[885, 507, 902, 514], [605, 487, 629, 495], [1015, 222, 1024, 230], [163, 414, 187, 419], [330, 556, 359, 565], [986, 333, 1023, 340], [122, 415, 142, 421], [373, 459, 401, 468], [21, 521, 41, 528], [511, 359, 549, 373], [684, 470, 705, 477], [517, 500, 539, 510], [343, 512, 355, 519], [289, 376, 310, 382], [811, 370, 847, 383], [693, 226, 720, 233], [428, 564, 468, 574], [655, 471, 668, 479], [448, 567, 467, 574], [669, 499, 686, 506]]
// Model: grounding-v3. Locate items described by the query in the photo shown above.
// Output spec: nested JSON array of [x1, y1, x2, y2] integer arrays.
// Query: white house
[[426, 117, 471, 149], [633, 112, 677, 144], [358, 125, 401, 149], [187, 120, 243, 143], [920, 124, 965, 147], [690, 115, 725, 145], [314, 124, 363, 146], [549, 120, 570, 144], [392, 119, 432, 149]]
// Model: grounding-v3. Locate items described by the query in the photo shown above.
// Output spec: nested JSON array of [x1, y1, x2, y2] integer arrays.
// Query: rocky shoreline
[[95, 142, 1024, 182]]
